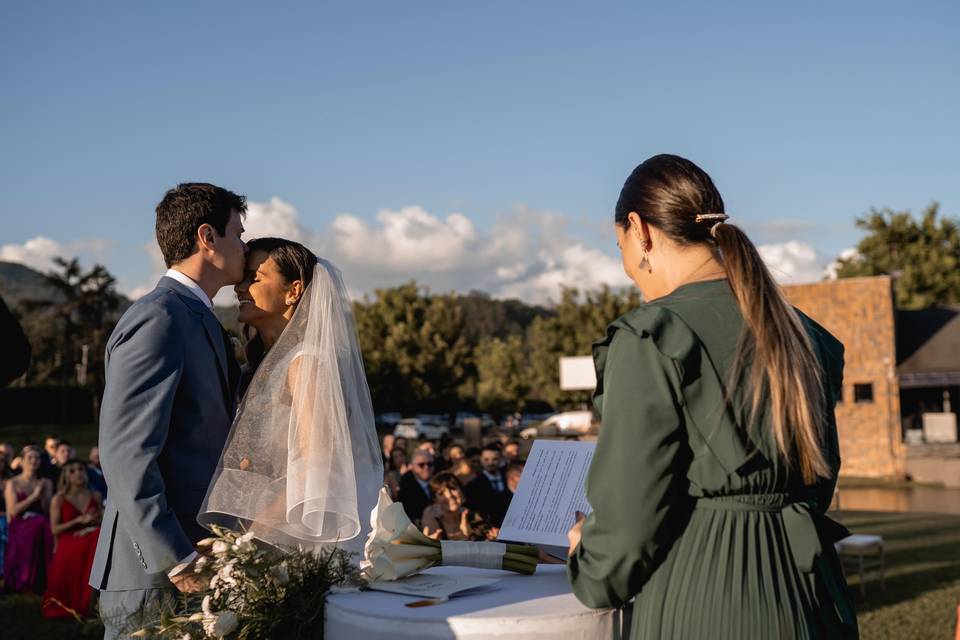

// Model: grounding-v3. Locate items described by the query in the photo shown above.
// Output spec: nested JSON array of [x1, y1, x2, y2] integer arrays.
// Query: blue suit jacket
[[90, 277, 238, 591]]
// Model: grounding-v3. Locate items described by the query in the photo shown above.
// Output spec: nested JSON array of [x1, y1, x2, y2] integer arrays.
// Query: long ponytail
[[713, 223, 829, 484], [615, 154, 829, 484]]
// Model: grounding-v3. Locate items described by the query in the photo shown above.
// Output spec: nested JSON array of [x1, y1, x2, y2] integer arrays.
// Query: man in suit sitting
[[465, 444, 511, 528], [398, 449, 434, 527]]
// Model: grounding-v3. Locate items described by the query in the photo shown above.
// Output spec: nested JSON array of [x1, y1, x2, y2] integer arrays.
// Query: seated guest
[[397, 449, 434, 526], [3, 446, 53, 593], [505, 461, 524, 494], [421, 472, 471, 541], [384, 448, 409, 501], [34, 437, 60, 482], [445, 445, 475, 486], [85, 446, 107, 500], [392, 436, 409, 455], [465, 445, 511, 528], [0, 442, 15, 472], [416, 440, 436, 457], [502, 440, 521, 466], [0, 448, 10, 577], [421, 472, 498, 542], [381, 434, 395, 464], [43, 437, 59, 465], [42, 460, 103, 619], [54, 441, 75, 467]]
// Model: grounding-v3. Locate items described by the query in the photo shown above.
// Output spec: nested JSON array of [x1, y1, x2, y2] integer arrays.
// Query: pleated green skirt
[[631, 495, 853, 639]]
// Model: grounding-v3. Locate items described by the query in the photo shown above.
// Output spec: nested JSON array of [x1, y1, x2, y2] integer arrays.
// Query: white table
[[325, 565, 623, 639]]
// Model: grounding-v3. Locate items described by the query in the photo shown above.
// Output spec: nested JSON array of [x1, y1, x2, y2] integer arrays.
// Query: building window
[[854, 383, 874, 403]]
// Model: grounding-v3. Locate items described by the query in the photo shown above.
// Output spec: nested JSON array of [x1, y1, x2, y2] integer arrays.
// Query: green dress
[[567, 279, 858, 639]]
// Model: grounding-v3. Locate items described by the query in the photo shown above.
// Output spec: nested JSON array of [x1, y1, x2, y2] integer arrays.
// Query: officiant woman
[[566, 154, 858, 639]]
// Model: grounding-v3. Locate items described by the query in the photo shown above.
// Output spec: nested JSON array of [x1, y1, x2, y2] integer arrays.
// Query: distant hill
[[0, 261, 65, 308], [0, 260, 136, 315]]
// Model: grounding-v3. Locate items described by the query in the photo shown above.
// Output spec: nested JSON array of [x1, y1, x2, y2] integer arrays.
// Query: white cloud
[[327, 206, 479, 272], [126, 243, 167, 300], [823, 247, 860, 280], [0, 236, 115, 273], [757, 241, 826, 284], [243, 197, 308, 243], [0, 236, 62, 272], [496, 244, 631, 303], [312, 203, 632, 304], [9, 200, 840, 308]]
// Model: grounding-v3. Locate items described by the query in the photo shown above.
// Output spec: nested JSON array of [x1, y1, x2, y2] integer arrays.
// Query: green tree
[[17, 258, 123, 417], [475, 334, 530, 414], [456, 291, 550, 345], [835, 203, 960, 308], [526, 286, 640, 409], [354, 282, 471, 413]]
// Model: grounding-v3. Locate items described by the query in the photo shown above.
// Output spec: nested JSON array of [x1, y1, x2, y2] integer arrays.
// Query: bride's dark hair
[[240, 237, 318, 392]]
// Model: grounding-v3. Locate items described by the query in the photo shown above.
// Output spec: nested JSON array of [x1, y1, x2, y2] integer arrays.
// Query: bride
[[198, 237, 383, 561]]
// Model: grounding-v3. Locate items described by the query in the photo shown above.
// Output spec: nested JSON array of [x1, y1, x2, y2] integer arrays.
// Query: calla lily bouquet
[[363, 488, 538, 581]]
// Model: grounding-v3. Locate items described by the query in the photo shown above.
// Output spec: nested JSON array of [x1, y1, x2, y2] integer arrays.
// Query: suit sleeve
[[99, 302, 195, 572], [567, 329, 687, 609]]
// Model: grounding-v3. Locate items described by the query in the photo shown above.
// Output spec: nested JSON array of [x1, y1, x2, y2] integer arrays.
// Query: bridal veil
[[199, 258, 384, 559]]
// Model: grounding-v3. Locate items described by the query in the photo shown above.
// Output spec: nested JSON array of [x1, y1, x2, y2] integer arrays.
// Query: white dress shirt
[[483, 470, 505, 493], [164, 268, 214, 310]]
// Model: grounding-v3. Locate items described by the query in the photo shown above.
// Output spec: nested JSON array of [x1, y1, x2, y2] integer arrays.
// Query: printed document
[[498, 439, 595, 549]]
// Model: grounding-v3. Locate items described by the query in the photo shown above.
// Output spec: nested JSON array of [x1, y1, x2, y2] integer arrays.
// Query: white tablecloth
[[325, 565, 623, 639]]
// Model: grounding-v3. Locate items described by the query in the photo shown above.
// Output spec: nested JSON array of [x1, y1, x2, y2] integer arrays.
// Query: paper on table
[[366, 574, 501, 600], [498, 440, 595, 548]]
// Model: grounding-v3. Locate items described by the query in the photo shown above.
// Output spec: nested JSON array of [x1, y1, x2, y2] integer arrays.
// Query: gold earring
[[638, 240, 653, 273]]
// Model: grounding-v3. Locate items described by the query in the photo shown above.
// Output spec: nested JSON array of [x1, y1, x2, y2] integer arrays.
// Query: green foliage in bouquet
[[122, 526, 360, 639]]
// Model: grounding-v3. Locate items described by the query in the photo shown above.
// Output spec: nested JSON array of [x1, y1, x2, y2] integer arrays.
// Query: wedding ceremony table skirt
[[325, 565, 623, 639]]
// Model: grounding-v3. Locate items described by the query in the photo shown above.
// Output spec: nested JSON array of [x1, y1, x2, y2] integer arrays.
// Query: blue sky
[[2, 1, 958, 302]]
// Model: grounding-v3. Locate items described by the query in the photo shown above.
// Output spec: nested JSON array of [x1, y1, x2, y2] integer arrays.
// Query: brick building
[[783, 276, 905, 478]]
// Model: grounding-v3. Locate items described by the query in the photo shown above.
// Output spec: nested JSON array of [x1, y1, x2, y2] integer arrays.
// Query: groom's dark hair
[[155, 182, 247, 267]]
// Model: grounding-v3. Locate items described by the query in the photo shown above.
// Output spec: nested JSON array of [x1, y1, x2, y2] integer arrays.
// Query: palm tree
[[42, 257, 122, 416]]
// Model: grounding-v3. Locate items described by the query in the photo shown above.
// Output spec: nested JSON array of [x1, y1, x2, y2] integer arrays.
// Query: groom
[[90, 183, 246, 638]]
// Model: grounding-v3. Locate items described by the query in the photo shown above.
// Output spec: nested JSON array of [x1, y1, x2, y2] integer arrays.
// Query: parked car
[[392, 418, 450, 440], [541, 410, 594, 435], [519, 425, 540, 440], [376, 412, 402, 429]]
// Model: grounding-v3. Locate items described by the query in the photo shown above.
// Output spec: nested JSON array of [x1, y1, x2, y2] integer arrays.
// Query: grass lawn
[[0, 423, 99, 458], [836, 510, 960, 640]]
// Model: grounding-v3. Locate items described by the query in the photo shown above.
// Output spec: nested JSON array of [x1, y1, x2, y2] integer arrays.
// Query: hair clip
[[694, 213, 729, 224]]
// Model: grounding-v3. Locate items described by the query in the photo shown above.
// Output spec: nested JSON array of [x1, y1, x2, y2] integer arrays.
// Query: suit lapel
[[157, 277, 231, 412], [200, 311, 230, 409]]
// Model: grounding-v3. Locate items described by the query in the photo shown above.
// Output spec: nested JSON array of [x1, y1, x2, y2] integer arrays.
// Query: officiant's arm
[[99, 303, 195, 572], [567, 331, 687, 609]]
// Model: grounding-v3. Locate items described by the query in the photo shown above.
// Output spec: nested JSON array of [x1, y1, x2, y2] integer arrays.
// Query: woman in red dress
[[41, 459, 102, 619]]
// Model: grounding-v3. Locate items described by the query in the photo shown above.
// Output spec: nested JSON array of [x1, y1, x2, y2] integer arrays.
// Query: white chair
[[834, 534, 885, 596]]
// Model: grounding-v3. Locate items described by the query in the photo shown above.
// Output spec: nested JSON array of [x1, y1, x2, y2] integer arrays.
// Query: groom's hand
[[170, 571, 208, 593]]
